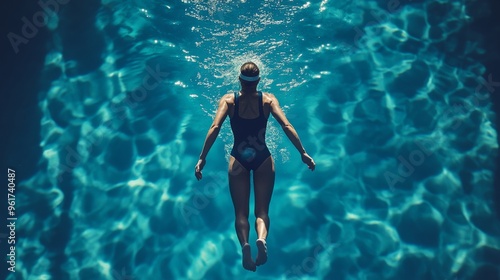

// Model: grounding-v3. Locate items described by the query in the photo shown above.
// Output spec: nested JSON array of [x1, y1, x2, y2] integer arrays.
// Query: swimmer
[[195, 62, 315, 271]]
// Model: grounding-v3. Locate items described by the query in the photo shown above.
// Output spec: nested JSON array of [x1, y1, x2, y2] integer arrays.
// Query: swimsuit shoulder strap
[[258, 91, 264, 117], [234, 91, 239, 115]]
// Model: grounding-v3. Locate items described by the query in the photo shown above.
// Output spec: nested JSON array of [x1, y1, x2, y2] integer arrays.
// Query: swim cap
[[239, 73, 260, 82]]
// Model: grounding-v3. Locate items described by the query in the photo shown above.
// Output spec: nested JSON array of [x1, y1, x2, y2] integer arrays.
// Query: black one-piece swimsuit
[[230, 91, 271, 171]]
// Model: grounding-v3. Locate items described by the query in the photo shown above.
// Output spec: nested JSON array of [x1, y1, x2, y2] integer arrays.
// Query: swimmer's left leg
[[228, 156, 251, 247], [253, 156, 274, 266], [228, 156, 256, 271]]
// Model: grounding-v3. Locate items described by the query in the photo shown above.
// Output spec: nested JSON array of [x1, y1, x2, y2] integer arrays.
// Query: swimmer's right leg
[[228, 156, 256, 272], [253, 156, 275, 266]]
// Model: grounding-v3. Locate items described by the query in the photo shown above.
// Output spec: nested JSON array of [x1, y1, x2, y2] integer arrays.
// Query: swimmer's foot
[[255, 238, 267, 266], [242, 243, 256, 272]]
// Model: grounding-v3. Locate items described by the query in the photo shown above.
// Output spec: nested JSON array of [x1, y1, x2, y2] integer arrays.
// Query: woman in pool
[[194, 62, 315, 271]]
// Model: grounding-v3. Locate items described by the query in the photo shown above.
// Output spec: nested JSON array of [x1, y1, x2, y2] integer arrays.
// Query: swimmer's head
[[239, 62, 260, 85]]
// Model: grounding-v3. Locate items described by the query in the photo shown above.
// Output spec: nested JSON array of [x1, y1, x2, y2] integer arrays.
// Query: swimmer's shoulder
[[262, 92, 277, 105], [221, 92, 235, 105]]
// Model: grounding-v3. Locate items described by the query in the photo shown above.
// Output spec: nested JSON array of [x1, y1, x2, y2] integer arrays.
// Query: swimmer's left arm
[[199, 95, 229, 159], [195, 95, 229, 180]]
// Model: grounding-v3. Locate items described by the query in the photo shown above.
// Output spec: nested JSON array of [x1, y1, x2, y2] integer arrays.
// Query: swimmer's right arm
[[269, 94, 315, 171]]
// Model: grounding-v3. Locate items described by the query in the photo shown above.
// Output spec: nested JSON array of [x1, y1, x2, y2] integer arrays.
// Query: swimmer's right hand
[[195, 159, 206, 180], [301, 153, 315, 171]]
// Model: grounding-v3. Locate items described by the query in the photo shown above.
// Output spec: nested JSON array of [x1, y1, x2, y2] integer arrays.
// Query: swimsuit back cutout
[[230, 91, 271, 171]]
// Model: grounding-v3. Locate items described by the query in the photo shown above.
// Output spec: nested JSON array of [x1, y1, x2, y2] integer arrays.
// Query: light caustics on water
[[13, 0, 499, 279]]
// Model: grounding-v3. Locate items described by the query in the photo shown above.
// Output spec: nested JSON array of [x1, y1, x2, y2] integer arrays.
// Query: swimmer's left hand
[[195, 159, 206, 180]]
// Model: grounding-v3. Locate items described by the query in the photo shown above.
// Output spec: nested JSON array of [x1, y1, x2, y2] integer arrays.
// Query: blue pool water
[[3, 0, 500, 279]]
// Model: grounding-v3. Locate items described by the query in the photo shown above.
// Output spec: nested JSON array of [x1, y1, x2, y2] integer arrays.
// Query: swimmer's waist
[[232, 135, 267, 144], [231, 144, 270, 153]]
